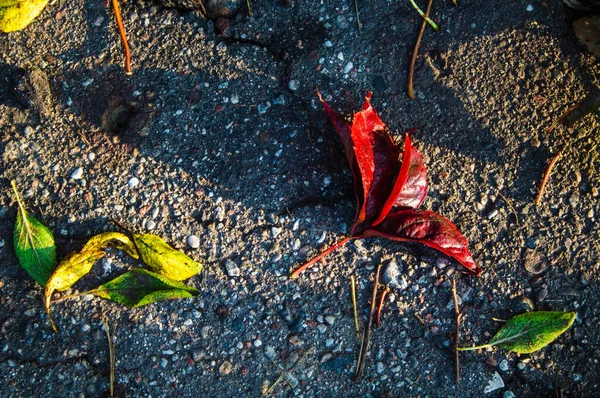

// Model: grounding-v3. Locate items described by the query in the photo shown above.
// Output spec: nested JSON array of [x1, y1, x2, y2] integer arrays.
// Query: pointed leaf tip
[[362, 209, 480, 276], [459, 311, 576, 353], [12, 180, 57, 286], [134, 234, 202, 281]]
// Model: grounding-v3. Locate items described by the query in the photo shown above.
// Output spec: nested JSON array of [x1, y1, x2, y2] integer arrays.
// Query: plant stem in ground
[[353, 263, 383, 382], [290, 236, 352, 278]]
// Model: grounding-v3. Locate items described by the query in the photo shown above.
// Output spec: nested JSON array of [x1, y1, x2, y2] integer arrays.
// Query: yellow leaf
[[134, 234, 202, 281], [82, 231, 139, 259], [0, 0, 50, 33], [44, 250, 104, 332]]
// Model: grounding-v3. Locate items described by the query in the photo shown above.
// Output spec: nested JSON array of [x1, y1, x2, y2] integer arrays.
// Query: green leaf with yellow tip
[[82, 231, 139, 259], [44, 250, 105, 332], [11, 180, 56, 286], [134, 234, 202, 281], [89, 269, 199, 307], [458, 311, 576, 354], [0, 0, 50, 33]]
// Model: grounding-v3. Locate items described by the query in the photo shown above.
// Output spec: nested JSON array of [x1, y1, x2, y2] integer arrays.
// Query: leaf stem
[[44, 290, 59, 333], [10, 180, 26, 215], [408, 0, 434, 99], [111, 0, 132, 75], [452, 277, 462, 384], [102, 315, 115, 398], [456, 344, 492, 351], [290, 236, 352, 278]]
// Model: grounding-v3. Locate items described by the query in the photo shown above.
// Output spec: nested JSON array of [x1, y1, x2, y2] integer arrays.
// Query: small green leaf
[[134, 234, 202, 281], [458, 311, 576, 354], [11, 180, 56, 286], [82, 232, 139, 259], [44, 250, 105, 332], [89, 269, 199, 307], [0, 0, 50, 32]]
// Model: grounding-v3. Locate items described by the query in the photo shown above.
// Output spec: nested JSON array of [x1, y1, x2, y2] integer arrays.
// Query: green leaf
[[0, 0, 50, 33], [134, 234, 202, 281], [11, 180, 56, 286], [82, 232, 139, 259], [458, 311, 576, 354], [44, 250, 105, 332], [89, 269, 199, 307]]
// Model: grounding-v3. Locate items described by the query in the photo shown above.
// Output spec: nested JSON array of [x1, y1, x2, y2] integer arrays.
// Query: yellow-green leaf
[[44, 250, 105, 332], [82, 231, 139, 259], [89, 269, 199, 307], [0, 0, 26, 7], [11, 180, 56, 286], [134, 234, 202, 281], [0, 0, 50, 33], [458, 311, 576, 354]]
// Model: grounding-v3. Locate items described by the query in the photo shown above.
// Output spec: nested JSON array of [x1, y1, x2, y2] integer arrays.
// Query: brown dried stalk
[[354, 263, 383, 382], [408, 0, 433, 99], [452, 277, 462, 384], [535, 152, 561, 206], [375, 287, 390, 327], [111, 0, 132, 75]]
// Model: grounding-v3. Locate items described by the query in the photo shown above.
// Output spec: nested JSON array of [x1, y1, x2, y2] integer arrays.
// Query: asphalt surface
[[0, 0, 599, 397]]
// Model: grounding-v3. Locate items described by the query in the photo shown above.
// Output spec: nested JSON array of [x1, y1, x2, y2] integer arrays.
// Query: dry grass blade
[[535, 152, 561, 206], [351, 275, 360, 340], [408, 0, 434, 99], [111, 0, 132, 75], [375, 287, 389, 327]]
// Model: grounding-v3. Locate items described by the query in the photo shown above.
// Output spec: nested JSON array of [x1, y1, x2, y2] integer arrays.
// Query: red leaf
[[361, 209, 480, 275], [373, 134, 428, 226], [349, 93, 399, 230], [317, 89, 364, 223]]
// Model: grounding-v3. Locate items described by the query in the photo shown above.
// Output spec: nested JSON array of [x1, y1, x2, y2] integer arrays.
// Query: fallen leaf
[[134, 234, 202, 281], [44, 250, 105, 331], [82, 231, 139, 259], [458, 311, 576, 354], [11, 180, 56, 286], [0, 0, 50, 32], [361, 210, 478, 274], [290, 92, 479, 278], [90, 269, 199, 307]]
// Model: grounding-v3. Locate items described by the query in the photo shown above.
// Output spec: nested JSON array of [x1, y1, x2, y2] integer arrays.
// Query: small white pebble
[[128, 177, 140, 188], [187, 235, 200, 249], [70, 167, 83, 179], [343, 62, 354, 74], [82, 78, 94, 87], [145, 220, 156, 230], [87, 152, 96, 161], [254, 339, 263, 347], [526, 4, 534, 11], [82, 324, 91, 332]]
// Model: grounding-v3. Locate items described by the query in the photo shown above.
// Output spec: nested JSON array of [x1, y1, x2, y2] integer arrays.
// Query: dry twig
[[535, 152, 561, 206], [408, 0, 434, 99], [355, 0, 362, 31], [354, 263, 383, 381], [111, 0, 132, 75]]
